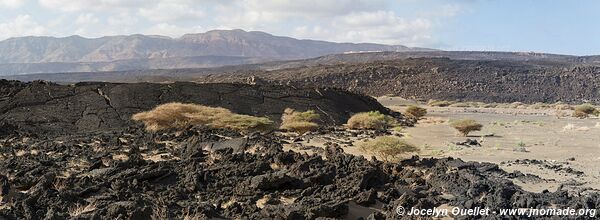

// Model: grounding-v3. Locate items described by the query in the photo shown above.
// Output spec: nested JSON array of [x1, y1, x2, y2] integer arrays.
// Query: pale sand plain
[[379, 96, 600, 193]]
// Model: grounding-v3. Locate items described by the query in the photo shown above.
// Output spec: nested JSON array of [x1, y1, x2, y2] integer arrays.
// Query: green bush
[[346, 111, 396, 130], [358, 136, 419, 162], [450, 119, 483, 136]]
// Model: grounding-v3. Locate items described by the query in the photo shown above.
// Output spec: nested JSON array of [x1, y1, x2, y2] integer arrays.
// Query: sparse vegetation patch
[[279, 108, 320, 133], [346, 111, 397, 130], [572, 104, 599, 118], [404, 106, 427, 118], [132, 102, 274, 132], [357, 136, 419, 162]]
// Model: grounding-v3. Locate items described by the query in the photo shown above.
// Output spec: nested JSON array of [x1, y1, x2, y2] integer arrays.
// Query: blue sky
[[0, 0, 598, 55]]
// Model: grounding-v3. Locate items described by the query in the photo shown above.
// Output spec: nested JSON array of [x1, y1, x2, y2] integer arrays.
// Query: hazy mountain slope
[[178, 30, 427, 59], [0, 56, 267, 75], [0, 29, 427, 65]]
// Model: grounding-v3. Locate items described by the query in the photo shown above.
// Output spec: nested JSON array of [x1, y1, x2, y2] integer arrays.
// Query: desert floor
[[378, 96, 600, 193]]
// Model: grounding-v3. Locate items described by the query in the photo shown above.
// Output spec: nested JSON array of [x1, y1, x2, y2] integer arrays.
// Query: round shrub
[[279, 108, 320, 133], [357, 136, 419, 162], [404, 106, 427, 118], [346, 111, 396, 130]]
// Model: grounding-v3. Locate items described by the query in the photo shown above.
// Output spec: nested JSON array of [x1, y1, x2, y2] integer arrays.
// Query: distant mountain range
[[0, 29, 433, 75]]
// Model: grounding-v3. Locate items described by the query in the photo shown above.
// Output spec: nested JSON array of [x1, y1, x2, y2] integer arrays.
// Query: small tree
[[450, 119, 483, 136], [404, 106, 427, 118], [279, 108, 320, 133], [346, 111, 396, 130], [357, 136, 419, 162]]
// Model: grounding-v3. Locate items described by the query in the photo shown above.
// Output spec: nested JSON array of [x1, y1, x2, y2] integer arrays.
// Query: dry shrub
[[404, 106, 427, 118], [427, 100, 455, 107], [358, 136, 419, 162], [132, 103, 274, 132], [279, 108, 320, 133], [346, 111, 396, 130], [572, 104, 599, 118], [575, 104, 598, 114], [572, 110, 589, 119], [450, 119, 483, 136], [69, 202, 97, 217]]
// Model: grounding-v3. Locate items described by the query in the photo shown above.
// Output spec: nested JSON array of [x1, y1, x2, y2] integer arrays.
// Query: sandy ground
[[379, 97, 600, 192]]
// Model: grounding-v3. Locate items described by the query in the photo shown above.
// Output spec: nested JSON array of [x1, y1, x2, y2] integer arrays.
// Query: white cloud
[[137, 1, 204, 22], [144, 23, 205, 37], [107, 12, 138, 27], [210, 0, 442, 46], [242, 0, 385, 17], [0, 15, 46, 39], [292, 10, 433, 46], [38, 0, 151, 12], [0, 0, 25, 8], [22, 0, 467, 47], [214, 0, 386, 28], [75, 13, 99, 25]]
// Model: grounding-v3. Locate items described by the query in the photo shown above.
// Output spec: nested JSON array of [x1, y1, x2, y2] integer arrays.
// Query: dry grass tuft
[[69, 202, 96, 217], [182, 209, 204, 220], [151, 205, 168, 220], [427, 100, 455, 107], [279, 108, 320, 133], [132, 103, 274, 132], [346, 111, 396, 130], [357, 136, 419, 162], [404, 106, 427, 118], [572, 104, 599, 118]]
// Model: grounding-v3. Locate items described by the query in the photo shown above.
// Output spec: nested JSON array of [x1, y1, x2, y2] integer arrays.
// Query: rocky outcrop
[[196, 58, 600, 104], [0, 81, 407, 136], [0, 127, 597, 219]]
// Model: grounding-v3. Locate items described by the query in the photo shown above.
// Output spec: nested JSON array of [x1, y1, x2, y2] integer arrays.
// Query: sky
[[0, 0, 598, 55]]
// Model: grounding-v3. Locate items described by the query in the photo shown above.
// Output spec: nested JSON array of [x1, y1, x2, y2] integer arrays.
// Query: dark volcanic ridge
[[0, 126, 598, 219], [194, 57, 600, 104], [0, 80, 408, 137], [5, 52, 600, 105]]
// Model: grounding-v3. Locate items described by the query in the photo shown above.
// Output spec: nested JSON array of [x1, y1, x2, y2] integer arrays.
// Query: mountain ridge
[[0, 29, 429, 66]]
